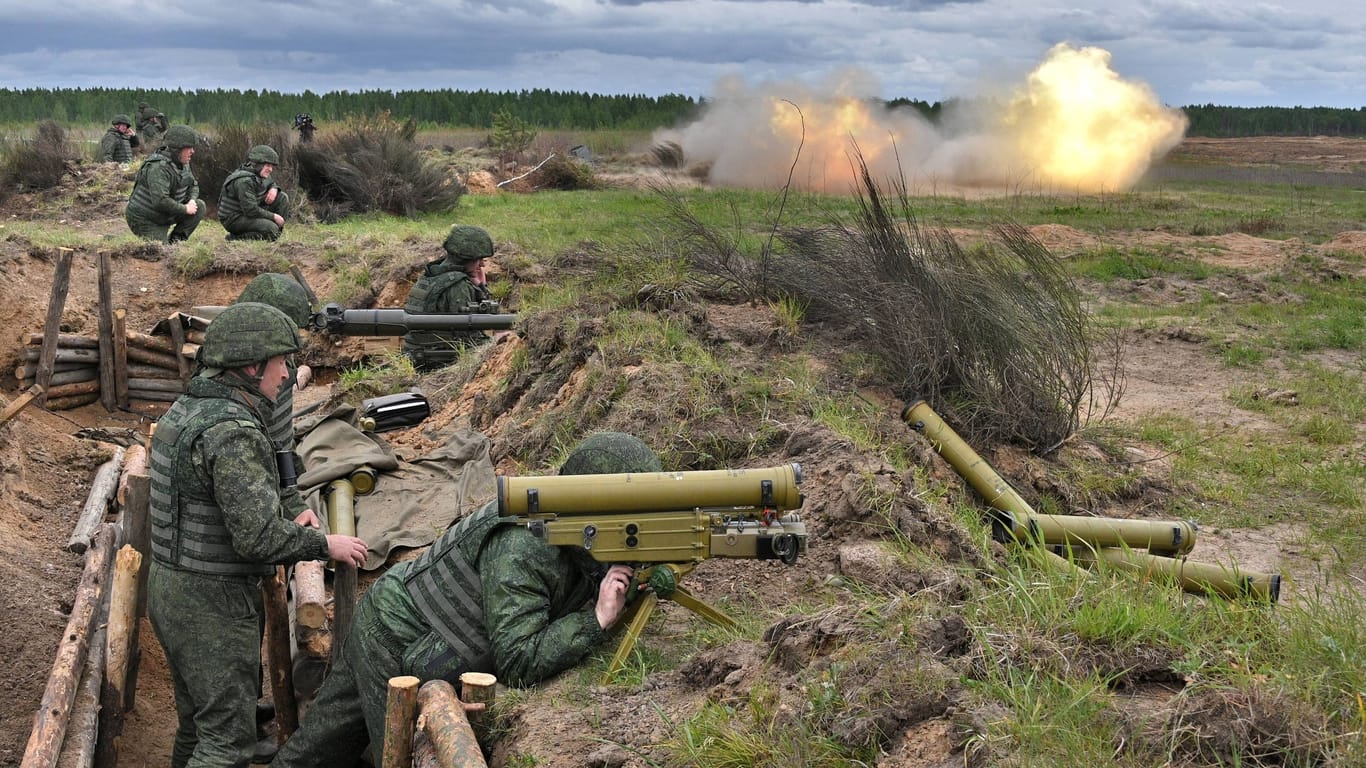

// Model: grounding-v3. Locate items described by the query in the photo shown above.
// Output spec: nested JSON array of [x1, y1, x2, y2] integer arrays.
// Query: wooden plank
[[22, 347, 102, 365], [36, 248, 76, 407], [1, 385, 45, 427], [121, 474, 151, 712], [163, 316, 192, 382], [97, 250, 116, 411], [263, 567, 299, 742], [381, 676, 420, 768], [18, 367, 98, 389], [68, 447, 126, 554], [125, 378, 186, 394], [112, 309, 129, 408], [45, 392, 101, 411], [23, 332, 99, 349]]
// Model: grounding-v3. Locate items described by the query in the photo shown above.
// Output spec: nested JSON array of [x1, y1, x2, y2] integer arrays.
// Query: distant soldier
[[401, 225, 497, 371], [125, 124, 205, 243], [219, 145, 289, 241], [99, 115, 139, 163], [293, 113, 316, 143], [136, 100, 168, 149]]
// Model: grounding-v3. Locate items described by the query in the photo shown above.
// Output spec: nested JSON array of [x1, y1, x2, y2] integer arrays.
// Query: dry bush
[[769, 156, 1120, 451], [192, 123, 298, 214], [292, 112, 465, 222], [0, 121, 77, 192], [650, 141, 685, 168], [529, 154, 599, 191]]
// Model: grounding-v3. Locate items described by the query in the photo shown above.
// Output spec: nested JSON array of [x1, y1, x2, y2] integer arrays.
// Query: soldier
[[272, 432, 657, 768], [401, 224, 497, 371], [219, 145, 289, 241], [148, 301, 368, 768], [293, 113, 316, 143], [137, 100, 168, 148], [98, 115, 139, 163], [125, 124, 206, 243]]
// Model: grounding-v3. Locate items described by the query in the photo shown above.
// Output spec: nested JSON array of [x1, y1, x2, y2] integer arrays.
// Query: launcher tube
[[1060, 546, 1281, 603], [497, 464, 804, 516]]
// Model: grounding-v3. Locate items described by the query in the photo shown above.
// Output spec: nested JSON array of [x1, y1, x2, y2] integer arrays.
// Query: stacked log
[[16, 334, 100, 410]]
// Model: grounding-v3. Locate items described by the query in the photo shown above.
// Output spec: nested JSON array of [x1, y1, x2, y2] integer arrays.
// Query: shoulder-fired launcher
[[496, 464, 808, 565], [309, 302, 517, 336]]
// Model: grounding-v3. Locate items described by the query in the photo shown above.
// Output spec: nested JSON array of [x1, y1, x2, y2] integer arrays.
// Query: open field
[[1, 134, 1364, 767]]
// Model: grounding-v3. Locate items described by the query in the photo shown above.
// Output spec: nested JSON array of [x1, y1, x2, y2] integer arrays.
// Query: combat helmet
[[163, 125, 198, 150], [247, 145, 281, 165], [201, 302, 301, 369], [560, 432, 662, 476], [112, 115, 132, 127], [234, 273, 311, 329], [442, 225, 494, 263]]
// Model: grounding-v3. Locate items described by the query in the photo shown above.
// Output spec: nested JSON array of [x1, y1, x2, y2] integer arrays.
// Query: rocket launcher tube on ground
[[497, 464, 804, 517], [901, 400, 1196, 555], [1056, 545, 1281, 603]]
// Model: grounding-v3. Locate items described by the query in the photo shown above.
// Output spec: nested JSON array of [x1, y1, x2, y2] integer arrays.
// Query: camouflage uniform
[[99, 115, 138, 163], [125, 125, 204, 243], [401, 225, 494, 371], [273, 433, 662, 768], [219, 146, 290, 241], [149, 303, 329, 768], [137, 101, 168, 148]]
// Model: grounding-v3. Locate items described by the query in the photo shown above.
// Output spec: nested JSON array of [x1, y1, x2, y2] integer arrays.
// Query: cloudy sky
[[1, 0, 1360, 109]]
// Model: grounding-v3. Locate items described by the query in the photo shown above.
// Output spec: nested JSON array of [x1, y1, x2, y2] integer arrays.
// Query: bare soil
[[2, 138, 1364, 767]]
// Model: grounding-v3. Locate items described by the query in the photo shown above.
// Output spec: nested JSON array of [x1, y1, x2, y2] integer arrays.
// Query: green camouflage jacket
[[402, 259, 490, 353], [218, 166, 279, 227], [127, 151, 199, 222], [99, 127, 135, 163]]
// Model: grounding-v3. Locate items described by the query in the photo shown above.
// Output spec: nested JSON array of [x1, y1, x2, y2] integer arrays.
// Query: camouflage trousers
[[148, 562, 264, 768], [222, 191, 290, 242], [126, 201, 206, 243]]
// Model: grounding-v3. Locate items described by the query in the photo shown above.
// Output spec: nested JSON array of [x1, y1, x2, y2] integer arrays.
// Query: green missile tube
[[498, 464, 804, 517], [900, 400, 1196, 555], [1057, 545, 1281, 603], [327, 478, 357, 538]]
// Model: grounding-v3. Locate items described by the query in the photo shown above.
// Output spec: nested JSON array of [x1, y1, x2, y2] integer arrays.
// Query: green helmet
[[112, 115, 132, 127], [234, 273, 311, 328], [560, 432, 662, 476], [442, 225, 494, 262], [163, 125, 198, 150], [247, 144, 280, 165], [201, 302, 301, 369]]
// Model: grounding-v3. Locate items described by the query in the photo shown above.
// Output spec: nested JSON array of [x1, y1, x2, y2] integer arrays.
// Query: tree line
[[2, 87, 1363, 137]]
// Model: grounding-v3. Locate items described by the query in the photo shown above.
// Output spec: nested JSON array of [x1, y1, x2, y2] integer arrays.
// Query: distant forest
[[3, 87, 1365, 137]]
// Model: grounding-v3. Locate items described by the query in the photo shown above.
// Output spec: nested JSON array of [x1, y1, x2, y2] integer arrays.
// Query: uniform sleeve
[[99, 134, 116, 162], [197, 421, 329, 564], [479, 529, 610, 687], [144, 163, 188, 217], [434, 279, 479, 314], [233, 176, 272, 221], [187, 171, 200, 203]]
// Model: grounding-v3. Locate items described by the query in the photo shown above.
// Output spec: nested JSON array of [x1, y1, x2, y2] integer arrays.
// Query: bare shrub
[[0, 121, 76, 192], [769, 155, 1121, 451], [529, 154, 599, 191], [650, 141, 684, 168], [192, 123, 298, 215], [292, 112, 465, 222]]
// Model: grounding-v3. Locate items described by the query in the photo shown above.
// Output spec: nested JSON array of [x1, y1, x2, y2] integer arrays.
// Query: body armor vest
[[128, 153, 195, 219], [149, 394, 275, 577], [402, 505, 508, 665], [216, 168, 260, 225]]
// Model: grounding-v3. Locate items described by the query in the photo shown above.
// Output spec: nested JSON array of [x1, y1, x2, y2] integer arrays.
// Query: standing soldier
[[148, 302, 368, 768], [99, 115, 139, 163], [401, 225, 497, 370], [219, 145, 290, 241], [125, 124, 205, 243], [293, 113, 316, 143]]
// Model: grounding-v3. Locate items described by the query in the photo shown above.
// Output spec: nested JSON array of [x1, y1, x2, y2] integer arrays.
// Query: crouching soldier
[[401, 224, 497, 371], [125, 124, 205, 243], [220, 145, 290, 241], [99, 115, 139, 163]]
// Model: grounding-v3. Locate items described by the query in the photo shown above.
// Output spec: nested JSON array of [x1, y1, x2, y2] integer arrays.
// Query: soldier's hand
[[594, 564, 635, 630], [294, 509, 320, 528], [185, 200, 198, 216], [265, 187, 279, 205], [273, 213, 285, 227], [326, 534, 368, 567]]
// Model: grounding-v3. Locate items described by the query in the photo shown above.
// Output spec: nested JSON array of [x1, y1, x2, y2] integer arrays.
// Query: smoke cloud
[[654, 44, 1188, 194]]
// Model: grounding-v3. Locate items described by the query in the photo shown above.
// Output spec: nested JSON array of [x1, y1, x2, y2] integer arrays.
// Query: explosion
[[656, 44, 1188, 194]]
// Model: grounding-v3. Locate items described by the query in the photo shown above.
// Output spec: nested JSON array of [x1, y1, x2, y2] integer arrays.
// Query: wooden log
[[123, 345, 180, 371], [43, 378, 102, 400], [94, 545, 141, 768], [263, 566, 299, 742], [127, 389, 180, 403], [97, 250, 116, 411], [416, 680, 487, 768], [21, 523, 119, 768], [188, 307, 224, 324], [412, 732, 440, 768], [18, 366, 98, 388], [1, 385, 44, 428], [186, 329, 205, 344], [126, 363, 181, 380], [382, 676, 421, 768], [458, 673, 497, 741], [45, 392, 100, 411], [23, 346, 102, 366], [68, 447, 126, 554], [115, 445, 147, 508], [294, 364, 313, 392], [294, 560, 327, 630], [23, 332, 99, 349], [124, 330, 178, 356], [14, 361, 90, 378], [126, 377, 186, 394], [112, 309, 129, 408], [55, 597, 109, 768], [121, 474, 151, 712], [164, 315, 191, 381], [36, 248, 75, 408]]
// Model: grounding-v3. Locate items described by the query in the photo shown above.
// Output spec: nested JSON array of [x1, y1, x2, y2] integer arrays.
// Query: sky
[[0, 0, 1361, 110]]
